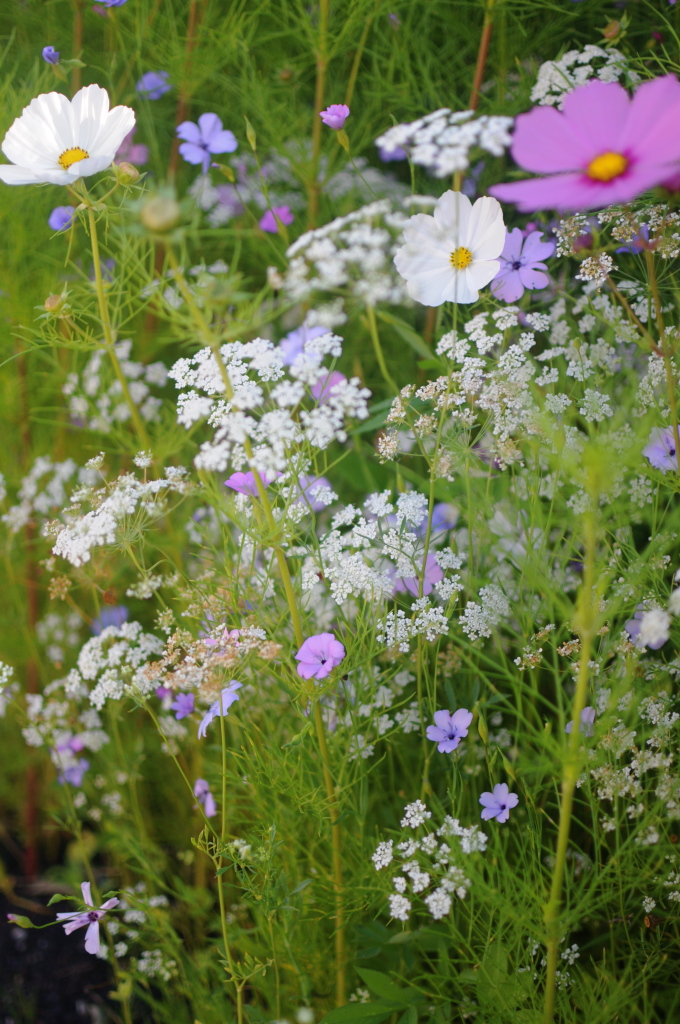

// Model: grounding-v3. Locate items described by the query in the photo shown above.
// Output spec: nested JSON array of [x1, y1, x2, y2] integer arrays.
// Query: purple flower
[[388, 12, 401, 27], [491, 229, 554, 303], [177, 113, 238, 174], [48, 206, 75, 232], [311, 370, 346, 405], [57, 758, 90, 787], [42, 46, 60, 64], [377, 143, 406, 163], [297, 474, 334, 512], [193, 778, 217, 817], [479, 783, 518, 823], [624, 604, 669, 650], [426, 708, 473, 753], [295, 633, 346, 680], [115, 128, 149, 166], [259, 205, 294, 233], [136, 71, 171, 100], [565, 706, 595, 736], [616, 223, 649, 254], [198, 681, 242, 738], [224, 469, 280, 497], [643, 426, 678, 473], [170, 692, 195, 720], [91, 605, 129, 635], [56, 882, 119, 955], [490, 75, 680, 212], [395, 553, 444, 597], [93, 0, 128, 6], [279, 324, 327, 366], [320, 104, 350, 130], [155, 685, 172, 701]]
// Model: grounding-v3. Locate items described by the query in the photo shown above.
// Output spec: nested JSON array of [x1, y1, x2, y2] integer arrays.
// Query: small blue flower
[[91, 605, 129, 635], [136, 71, 171, 100], [177, 113, 238, 174], [48, 206, 76, 232], [170, 692, 195, 721], [42, 46, 60, 65], [479, 783, 518, 823], [198, 681, 242, 738]]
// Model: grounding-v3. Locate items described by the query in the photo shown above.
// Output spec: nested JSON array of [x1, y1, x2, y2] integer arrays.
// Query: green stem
[[86, 205, 150, 448], [365, 305, 397, 394], [308, 0, 330, 227], [542, 502, 596, 1024], [344, 0, 378, 107]]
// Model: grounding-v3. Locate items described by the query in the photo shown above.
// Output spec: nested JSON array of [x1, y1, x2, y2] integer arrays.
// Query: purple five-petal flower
[[395, 553, 444, 597], [42, 46, 60, 64], [259, 205, 294, 233], [136, 71, 171, 100], [295, 633, 346, 680], [426, 708, 473, 753], [170, 692, 195, 720], [643, 426, 678, 473], [224, 469, 280, 497], [177, 113, 238, 174], [193, 778, 217, 817], [56, 882, 119, 955], [320, 104, 350, 130], [278, 324, 327, 367], [479, 783, 518, 823], [48, 206, 76, 232], [491, 229, 554, 303], [198, 681, 242, 739]]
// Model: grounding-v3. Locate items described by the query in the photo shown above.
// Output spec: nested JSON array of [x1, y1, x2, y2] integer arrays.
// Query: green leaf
[[320, 1001, 396, 1024], [356, 967, 410, 1003], [399, 1007, 418, 1024], [376, 311, 432, 359], [47, 893, 72, 906]]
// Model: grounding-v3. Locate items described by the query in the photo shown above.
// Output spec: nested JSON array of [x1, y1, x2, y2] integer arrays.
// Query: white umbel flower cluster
[[531, 46, 638, 109], [375, 108, 513, 177]]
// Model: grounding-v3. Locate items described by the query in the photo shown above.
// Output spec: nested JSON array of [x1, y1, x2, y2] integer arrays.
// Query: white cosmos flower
[[0, 84, 135, 186], [394, 190, 505, 305]]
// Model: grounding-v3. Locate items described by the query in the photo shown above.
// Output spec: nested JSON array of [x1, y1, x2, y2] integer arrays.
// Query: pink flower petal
[[560, 79, 631, 154], [509, 106, 595, 174]]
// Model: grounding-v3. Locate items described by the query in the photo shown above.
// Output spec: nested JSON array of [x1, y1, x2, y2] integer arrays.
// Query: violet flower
[[491, 228, 554, 303], [377, 143, 406, 162], [565, 706, 595, 736], [320, 104, 350, 130], [198, 681, 242, 739], [57, 758, 90, 787], [56, 882, 119, 955], [491, 75, 680, 212], [91, 605, 128, 635], [643, 426, 678, 473], [616, 223, 649, 254], [311, 370, 346, 405], [297, 474, 334, 512], [170, 692, 195, 720], [295, 633, 346, 680], [177, 113, 238, 174], [93, 0, 128, 6], [193, 778, 217, 817], [115, 128, 149, 166], [624, 605, 670, 650], [426, 708, 473, 753], [395, 553, 444, 597], [42, 46, 60, 65], [155, 685, 173, 701], [259, 205, 294, 233], [48, 206, 75, 232], [224, 469, 279, 497], [279, 324, 327, 366], [136, 71, 171, 100], [479, 783, 518, 823]]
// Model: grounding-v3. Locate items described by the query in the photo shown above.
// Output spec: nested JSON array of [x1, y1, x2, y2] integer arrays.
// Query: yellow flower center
[[58, 147, 90, 170], [450, 246, 473, 270], [586, 151, 628, 182]]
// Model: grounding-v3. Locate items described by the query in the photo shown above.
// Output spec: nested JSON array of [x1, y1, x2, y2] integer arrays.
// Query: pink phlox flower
[[56, 882, 119, 955], [479, 783, 518, 823], [565, 705, 596, 736], [395, 553, 444, 597], [643, 426, 678, 473], [426, 708, 473, 753], [295, 633, 346, 680], [320, 104, 350, 130], [170, 692, 195, 720], [311, 370, 346, 405], [198, 681, 242, 738], [259, 205, 294, 233], [224, 469, 280, 497], [490, 75, 680, 212], [193, 778, 217, 817], [177, 113, 238, 174], [491, 228, 554, 303]]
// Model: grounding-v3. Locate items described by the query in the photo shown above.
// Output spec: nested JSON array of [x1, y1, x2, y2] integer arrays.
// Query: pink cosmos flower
[[56, 882, 119, 955], [320, 104, 350, 130], [259, 205, 294, 233], [491, 75, 680, 212], [295, 633, 346, 680], [491, 229, 554, 302]]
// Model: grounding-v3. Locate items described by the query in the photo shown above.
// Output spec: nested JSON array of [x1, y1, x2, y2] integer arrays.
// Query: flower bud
[[602, 20, 621, 41], [116, 161, 140, 185], [44, 293, 65, 314], [140, 196, 181, 233]]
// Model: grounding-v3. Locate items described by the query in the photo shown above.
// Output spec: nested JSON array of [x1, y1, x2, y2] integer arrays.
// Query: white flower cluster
[[375, 108, 513, 177], [22, 675, 110, 782], [284, 197, 434, 309], [62, 621, 165, 709], [36, 610, 83, 664], [52, 466, 191, 567], [531, 46, 638, 108], [168, 333, 370, 475], [2, 456, 96, 535], [63, 340, 167, 433], [458, 584, 510, 641], [373, 802, 487, 923], [0, 662, 17, 718]]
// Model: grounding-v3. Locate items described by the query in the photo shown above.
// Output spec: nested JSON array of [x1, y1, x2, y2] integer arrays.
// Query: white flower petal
[[0, 164, 46, 184], [466, 259, 501, 291], [433, 190, 473, 248], [406, 264, 457, 306], [469, 196, 506, 260]]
